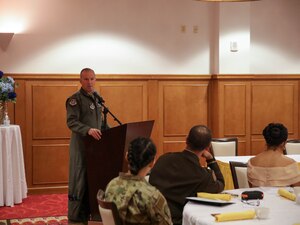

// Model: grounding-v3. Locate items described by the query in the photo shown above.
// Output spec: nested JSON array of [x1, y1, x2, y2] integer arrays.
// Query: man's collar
[[80, 88, 94, 98], [184, 148, 201, 159]]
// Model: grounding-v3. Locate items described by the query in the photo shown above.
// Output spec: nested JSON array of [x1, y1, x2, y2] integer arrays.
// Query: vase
[[0, 101, 10, 126]]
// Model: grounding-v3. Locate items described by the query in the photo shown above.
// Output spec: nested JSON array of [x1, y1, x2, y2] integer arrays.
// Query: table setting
[[183, 187, 300, 225]]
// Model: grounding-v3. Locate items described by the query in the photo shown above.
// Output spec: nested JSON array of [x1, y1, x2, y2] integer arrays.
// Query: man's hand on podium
[[88, 128, 102, 140]]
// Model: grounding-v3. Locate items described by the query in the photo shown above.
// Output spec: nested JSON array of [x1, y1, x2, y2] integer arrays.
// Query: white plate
[[186, 197, 235, 206]]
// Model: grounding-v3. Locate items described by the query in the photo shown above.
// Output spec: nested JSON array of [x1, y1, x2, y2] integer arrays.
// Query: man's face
[[80, 70, 96, 94]]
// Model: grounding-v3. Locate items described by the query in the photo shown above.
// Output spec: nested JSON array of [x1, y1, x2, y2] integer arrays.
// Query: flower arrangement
[[0, 70, 17, 103]]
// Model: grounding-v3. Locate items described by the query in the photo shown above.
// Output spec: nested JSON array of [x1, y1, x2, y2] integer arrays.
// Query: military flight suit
[[66, 88, 103, 222], [105, 172, 173, 225]]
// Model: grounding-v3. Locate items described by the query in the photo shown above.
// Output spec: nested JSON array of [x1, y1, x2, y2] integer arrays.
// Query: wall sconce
[[0, 32, 14, 51], [230, 41, 238, 52]]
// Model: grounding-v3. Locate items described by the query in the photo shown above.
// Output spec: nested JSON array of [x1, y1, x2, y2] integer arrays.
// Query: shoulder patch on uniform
[[69, 98, 77, 106]]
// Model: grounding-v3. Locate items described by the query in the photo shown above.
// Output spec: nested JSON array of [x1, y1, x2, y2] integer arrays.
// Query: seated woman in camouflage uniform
[[105, 137, 172, 225]]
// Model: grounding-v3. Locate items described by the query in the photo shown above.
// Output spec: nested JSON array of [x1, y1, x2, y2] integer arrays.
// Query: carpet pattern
[[0, 216, 68, 225], [0, 194, 67, 220]]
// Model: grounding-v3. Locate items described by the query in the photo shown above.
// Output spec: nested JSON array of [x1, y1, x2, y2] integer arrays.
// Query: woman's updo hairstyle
[[127, 137, 156, 175], [263, 123, 288, 148]]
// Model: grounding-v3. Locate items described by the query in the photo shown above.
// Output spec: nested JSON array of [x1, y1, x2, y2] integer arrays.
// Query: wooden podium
[[85, 120, 154, 220]]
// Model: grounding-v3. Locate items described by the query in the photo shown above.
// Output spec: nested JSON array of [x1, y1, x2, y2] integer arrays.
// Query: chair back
[[211, 138, 238, 156], [145, 175, 150, 182], [285, 139, 300, 155], [97, 189, 123, 225], [229, 161, 249, 189]]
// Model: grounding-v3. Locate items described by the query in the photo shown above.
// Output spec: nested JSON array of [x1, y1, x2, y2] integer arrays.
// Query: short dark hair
[[186, 125, 212, 151], [263, 123, 288, 148], [80, 68, 95, 78], [127, 137, 156, 175]]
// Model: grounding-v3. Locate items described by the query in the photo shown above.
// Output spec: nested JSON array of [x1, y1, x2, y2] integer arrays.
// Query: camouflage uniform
[[105, 173, 172, 225], [66, 88, 103, 222]]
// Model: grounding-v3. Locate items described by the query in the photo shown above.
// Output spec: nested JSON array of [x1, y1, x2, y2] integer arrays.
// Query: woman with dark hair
[[247, 123, 300, 187], [104, 137, 172, 225]]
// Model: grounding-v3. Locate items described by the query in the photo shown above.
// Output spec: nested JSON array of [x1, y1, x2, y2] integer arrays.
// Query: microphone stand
[[99, 102, 122, 130]]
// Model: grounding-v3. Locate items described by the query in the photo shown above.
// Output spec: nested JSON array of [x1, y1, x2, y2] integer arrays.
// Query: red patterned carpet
[[0, 216, 68, 225], [0, 194, 68, 220]]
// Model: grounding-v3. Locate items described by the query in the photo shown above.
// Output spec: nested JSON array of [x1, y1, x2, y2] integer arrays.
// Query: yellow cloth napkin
[[197, 192, 232, 201], [214, 210, 256, 222], [278, 188, 296, 201]]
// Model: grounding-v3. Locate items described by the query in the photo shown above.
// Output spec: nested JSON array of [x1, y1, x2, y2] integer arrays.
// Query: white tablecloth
[[0, 125, 27, 207], [216, 155, 300, 163], [183, 187, 300, 225]]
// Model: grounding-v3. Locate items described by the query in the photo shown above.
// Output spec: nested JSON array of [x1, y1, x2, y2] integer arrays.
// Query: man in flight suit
[[66, 68, 103, 223]]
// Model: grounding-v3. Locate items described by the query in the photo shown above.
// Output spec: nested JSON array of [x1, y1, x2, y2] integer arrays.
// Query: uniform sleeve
[[149, 191, 173, 225], [66, 96, 90, 136]]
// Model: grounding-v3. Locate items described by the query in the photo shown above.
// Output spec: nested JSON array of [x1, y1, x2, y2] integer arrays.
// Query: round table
[[0, 125, 27, 207]]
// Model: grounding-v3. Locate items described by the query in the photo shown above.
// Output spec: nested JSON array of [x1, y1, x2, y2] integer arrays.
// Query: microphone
[[94, 92, 105, 104]]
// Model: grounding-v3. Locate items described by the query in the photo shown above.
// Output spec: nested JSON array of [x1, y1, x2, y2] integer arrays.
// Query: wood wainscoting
[[210, 75, 299, 156], [8, 74, 300, 194]]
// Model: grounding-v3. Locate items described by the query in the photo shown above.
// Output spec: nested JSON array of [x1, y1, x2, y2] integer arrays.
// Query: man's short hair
[[186, 125, 212, 151], [80, 68, 95, 78]]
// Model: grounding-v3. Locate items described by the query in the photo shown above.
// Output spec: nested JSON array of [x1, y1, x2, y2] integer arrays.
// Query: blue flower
[[0, 70, 17, 103], [8, 92, 17, 99]]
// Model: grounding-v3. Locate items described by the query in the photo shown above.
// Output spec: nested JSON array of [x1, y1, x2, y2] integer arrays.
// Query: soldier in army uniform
[[66, 68, 103, 223], [104, 137, 172, 225]]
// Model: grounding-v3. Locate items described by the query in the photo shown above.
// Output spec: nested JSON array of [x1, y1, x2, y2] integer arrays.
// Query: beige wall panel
[[158, 81, 209, 155], [210, 81, 220, 136], [212, 80, 251, 154], [14, 80, 26, 142], [32, 84, 78, 139], [161, 82, 209, 137], [251, 139, 265, 155], [223, 84, 246, 136], [163, 141, 186, 154], [238, 140, 246, 156], [251, 82, 298, 136], [97, 82, 148, 127], [147, 80, 159, 144], [32, 144, 69, 185]]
